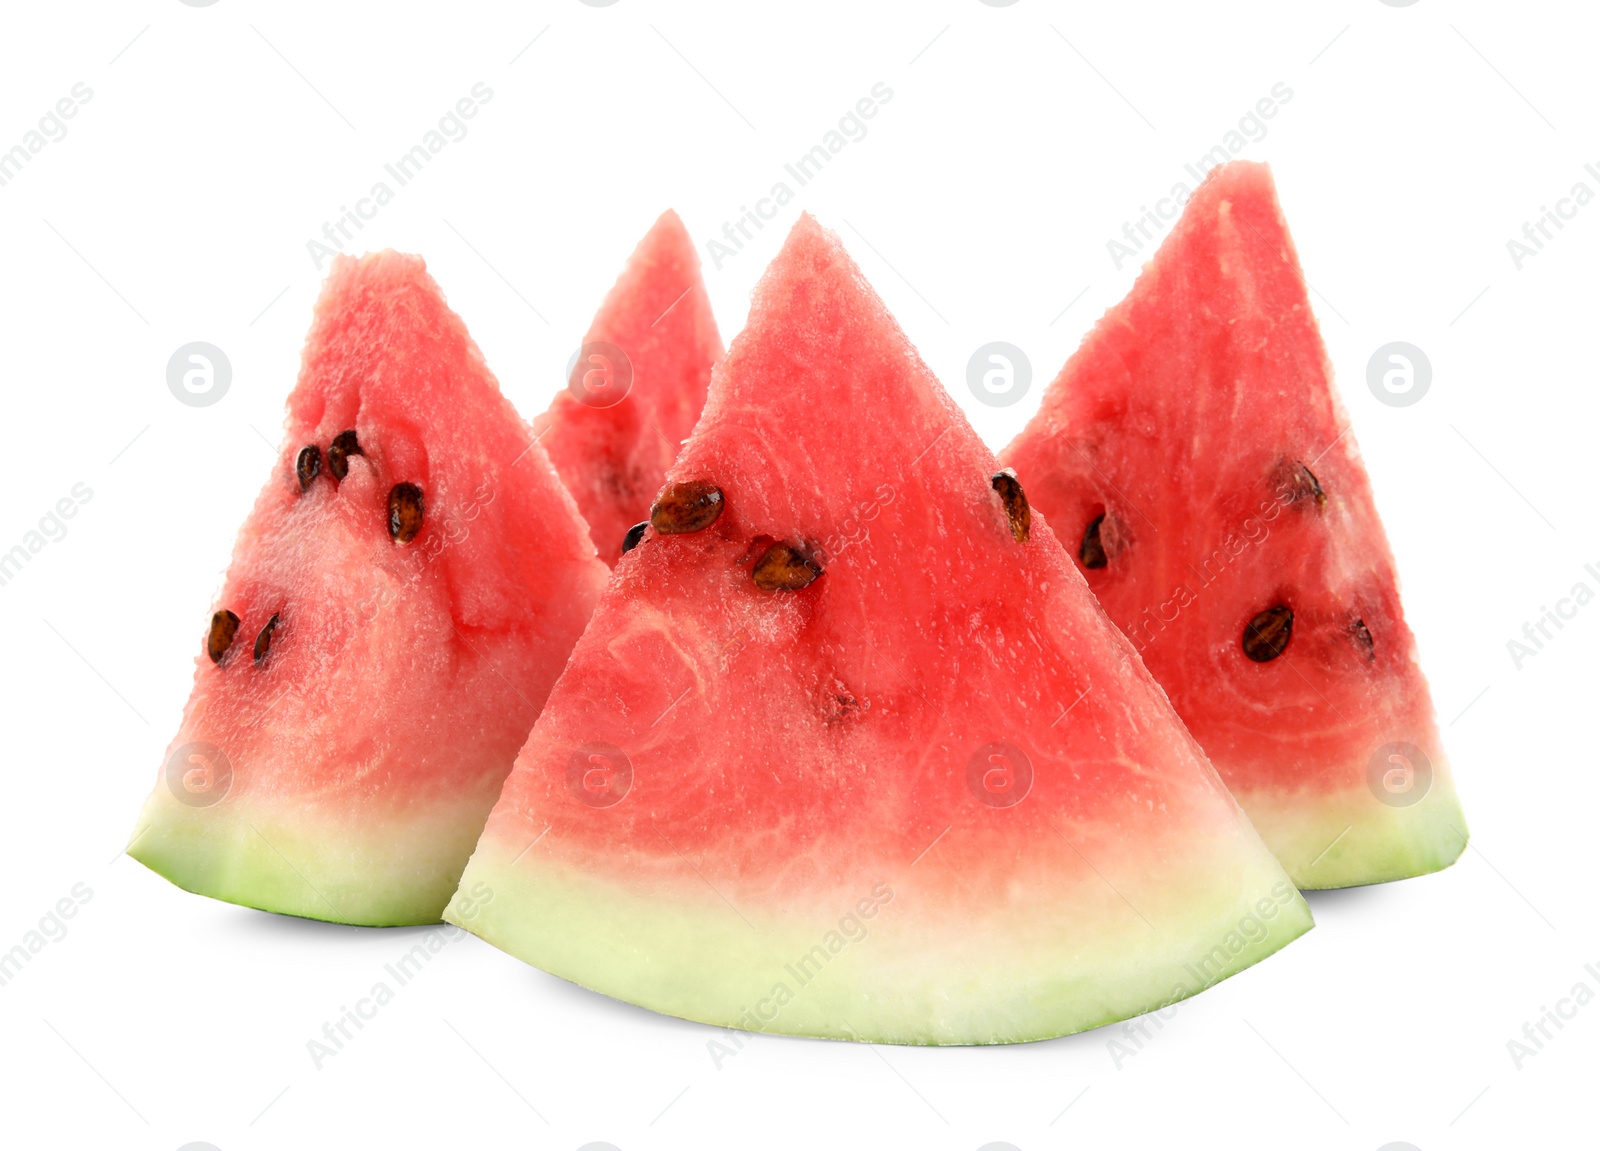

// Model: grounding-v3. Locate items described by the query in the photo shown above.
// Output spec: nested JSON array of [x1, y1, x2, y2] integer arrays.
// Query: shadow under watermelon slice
[[446, 215, 1312, 1044], [128, 252, 609, 926], [1000, 161, 1468, 890]]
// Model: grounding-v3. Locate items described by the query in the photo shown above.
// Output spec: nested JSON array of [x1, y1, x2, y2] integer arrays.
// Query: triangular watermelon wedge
[[534, 209, 723, 565], [129, 252, 610, 926], [446, 215, 1311, 1044], [1000, 161, 1467, 889]]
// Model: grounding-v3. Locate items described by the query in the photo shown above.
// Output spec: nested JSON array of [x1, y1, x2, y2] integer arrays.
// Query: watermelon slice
[[534, 209, 722, 565], [128, 252, 610, 926], [446, 215, 1311, 1045], [999, 161, 1467, 889]]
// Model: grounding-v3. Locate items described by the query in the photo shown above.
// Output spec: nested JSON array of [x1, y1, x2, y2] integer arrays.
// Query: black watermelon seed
[[620, 521, 648, 555], [1352, 617, 1375, 661], [328, 430, 363, 480], [207, 610, 240, 665], [752, 542, 822, 591], [295, 445, 322, 491], [1080, 512, 1109, 569], [388, 483, 425, 544], [1281, 460, 1326, 508], [1243, 605, 1293, 663], [990, 469, 1031, 544], [650, 481, 724, 535], [253, 613, 280, 663]]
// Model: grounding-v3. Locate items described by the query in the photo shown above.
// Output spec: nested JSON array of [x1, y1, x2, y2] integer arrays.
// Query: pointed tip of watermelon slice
[[537, 210, 723, 565], [714, 210, 966, 459], [645, 205, 689, 242], [582, 209, 720, 353], [770, 210, 846, 270], [320, 248, 431, 294]]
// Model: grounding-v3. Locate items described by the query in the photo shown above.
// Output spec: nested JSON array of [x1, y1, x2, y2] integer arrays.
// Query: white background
[[0, 1, 1591, 1148]]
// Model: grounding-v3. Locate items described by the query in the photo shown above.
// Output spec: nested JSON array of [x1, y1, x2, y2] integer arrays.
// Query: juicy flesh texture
[[130, 251, 609, 924], [1000, 161, 1466, 886], [451, 215, 1309, 1042], [535, 209, 722, 565]]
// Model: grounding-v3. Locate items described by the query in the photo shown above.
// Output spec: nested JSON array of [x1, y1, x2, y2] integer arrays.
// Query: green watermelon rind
[[128, 788, 495, 927], [1243, 767, 1470, 890], [446, 836, 1314, 1045]]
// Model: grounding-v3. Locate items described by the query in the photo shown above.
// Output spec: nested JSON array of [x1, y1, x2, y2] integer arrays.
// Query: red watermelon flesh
[[447, 215, 1310, 1044], [128, 252, 610, 926], [1000, 161, 1467, 889], [534, 209, 722, 565]]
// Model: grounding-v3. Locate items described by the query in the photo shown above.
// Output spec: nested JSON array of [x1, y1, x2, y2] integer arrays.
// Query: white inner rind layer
[[1238, 757, 1469, 889], [446, 829, 1314, 1046], [127, 782, 501, 926]]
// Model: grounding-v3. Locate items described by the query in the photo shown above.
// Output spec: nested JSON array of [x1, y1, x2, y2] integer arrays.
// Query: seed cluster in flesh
[[1070, 461, 1379, 667], [204, 427, 430, 673], [631, 469, 1036, 593]]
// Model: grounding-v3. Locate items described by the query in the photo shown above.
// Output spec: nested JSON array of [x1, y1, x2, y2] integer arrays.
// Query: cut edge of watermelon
[[446, 831, 1313, 1045], [1241, 763, 1469, 890], [128, 782, 499, 927]]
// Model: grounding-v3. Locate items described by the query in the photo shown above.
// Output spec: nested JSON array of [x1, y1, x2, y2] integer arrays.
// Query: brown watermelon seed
[[1080, 512, 1109, 569], [206, 610, 240, 665], [1242, 605, 1293, 663], [1352, 617, 1375, 660], [253, 613, 280, 663], [650, 480, 724, 535], [991, 469, 1031, 544], [295, 445, 322, 491], [388, 483, 425, 544], [620, 521, 648, 555], [1281, 460, 1326, 508], [328, 430, 363, 480], [752, 542, 822, 591]]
